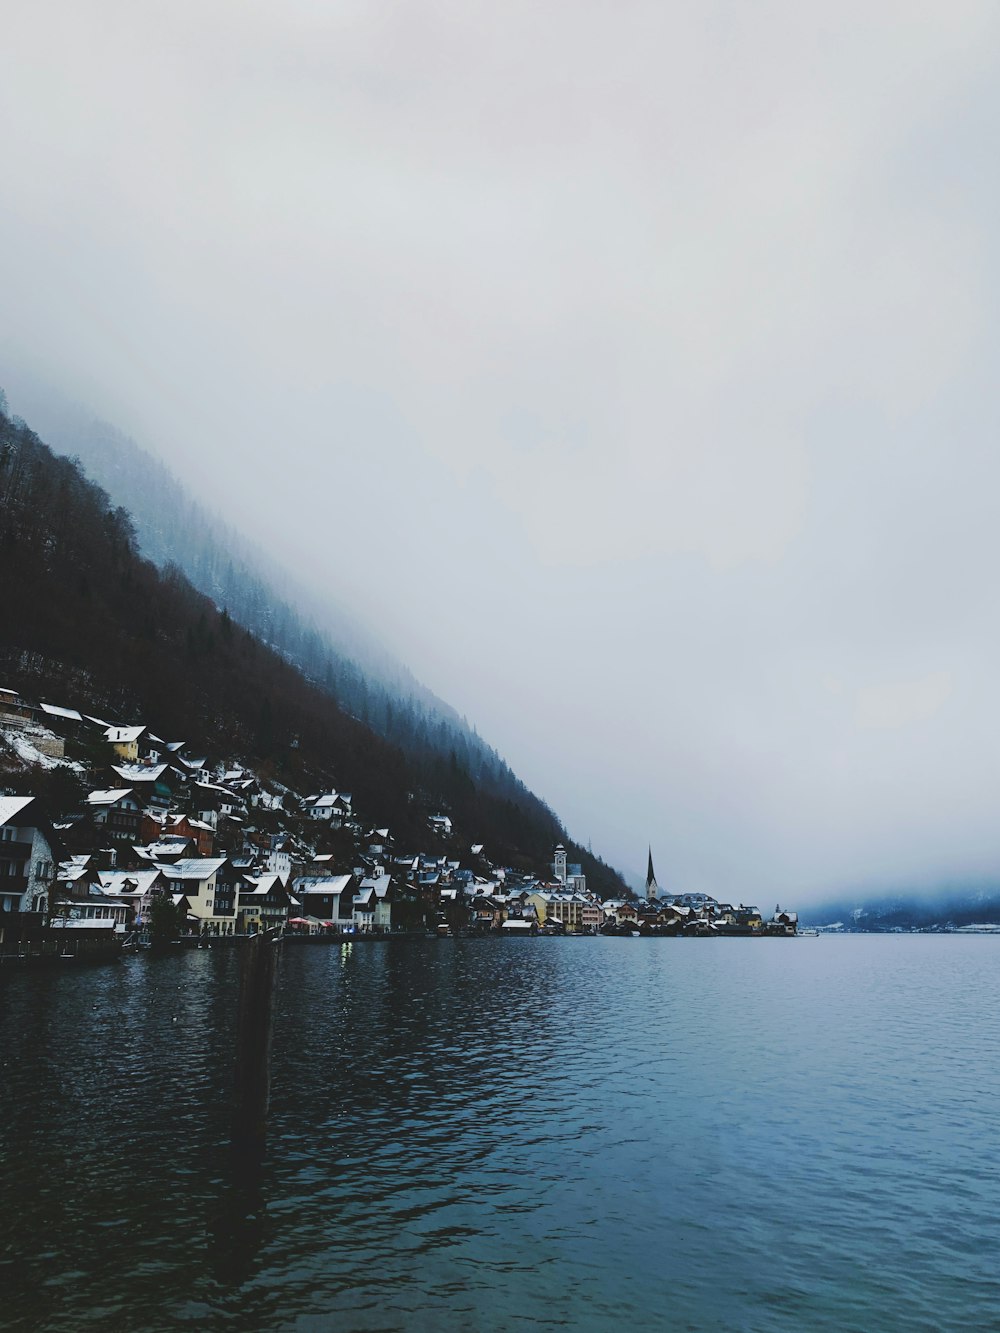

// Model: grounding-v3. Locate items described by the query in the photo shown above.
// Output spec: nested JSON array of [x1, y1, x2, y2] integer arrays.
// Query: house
[[302, 792, 351, 826], [85, 789, 142, 843], [580, 899, 603, 932], [428, 814, 452, 837], [104, 725, 148, 761], [110, 762, 180, 810], [264, 836, 293, 878], [237, 874, 290, 934], [192, 781, 243, 827], [138, 813, 214, 857], [602, 899, 639, 925], [97, 868, 172, 927], [353, 874, 393, 933], [38, 702, 84, 735], [501, 916, 537, 933], [0, 795, 58, 917], [292, 874, 355, 926], [156, 858, 239, 934], [167, 815, 214, 857], [56, 855, 105, 901], [654, 903, 689, 932], [0, 687, 36, 726], [527, 889, 590, 934], [770, 908, 798, 936], [469, 893, 504, 931]]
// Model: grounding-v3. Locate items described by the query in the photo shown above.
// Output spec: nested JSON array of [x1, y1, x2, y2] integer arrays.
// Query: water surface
[[3, 936, 999, 1331]]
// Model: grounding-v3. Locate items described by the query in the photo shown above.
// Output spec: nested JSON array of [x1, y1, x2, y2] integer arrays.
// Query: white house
[[0, 795, 57, 915], [354, 873, 393, 932], [155, 857, 236, 932]]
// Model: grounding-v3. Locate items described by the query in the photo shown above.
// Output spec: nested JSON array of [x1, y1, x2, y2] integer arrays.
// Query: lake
[[3, 935, 1000, 1331]]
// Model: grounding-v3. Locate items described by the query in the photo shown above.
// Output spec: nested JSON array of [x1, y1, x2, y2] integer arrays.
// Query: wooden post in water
[[231, 929, 281, 1152]]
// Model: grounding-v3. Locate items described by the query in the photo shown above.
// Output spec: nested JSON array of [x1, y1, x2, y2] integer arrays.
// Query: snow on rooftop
[[39, 703, 82, 721], [104, 725, 146, 744], [155, 857, 228, 880], [87, 789, 134, 805], [112, 763, 170, 781], [0, 794, 36, 826]]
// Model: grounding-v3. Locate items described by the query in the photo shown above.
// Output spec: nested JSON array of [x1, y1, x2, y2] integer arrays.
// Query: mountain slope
[[0, 399, 626, 893], [10, 394, 587, 843]]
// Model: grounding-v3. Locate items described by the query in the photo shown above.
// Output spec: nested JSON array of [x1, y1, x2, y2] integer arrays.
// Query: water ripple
[[3, 936, 1000, 1330]]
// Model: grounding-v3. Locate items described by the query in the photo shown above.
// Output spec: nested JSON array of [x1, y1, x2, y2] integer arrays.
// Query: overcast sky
[[4, 1, 1000, 901]]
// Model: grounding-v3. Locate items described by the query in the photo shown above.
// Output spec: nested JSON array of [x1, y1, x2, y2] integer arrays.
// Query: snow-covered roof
[[104, 725, 146, 744], [296, 874, 353, 896], [359, 873, 392, 898], [112, 763, 170, 783], [98, 869, 166, 895], [57, 861, 95, 882], [143, 836, 193, 856], [156, 857, 228, 881], [86, 789, 134, 806], [241, 874, 287, 897], [0, 795, 35, 827], [39, 703, 83, 722]]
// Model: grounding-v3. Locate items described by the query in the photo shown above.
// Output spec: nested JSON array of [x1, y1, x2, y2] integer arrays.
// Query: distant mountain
[[0, 393, 626, 894], [802, 883, 1000, 931]]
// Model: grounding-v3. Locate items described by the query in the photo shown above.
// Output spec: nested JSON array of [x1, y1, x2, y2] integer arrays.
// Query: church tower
[[645, 846, 660, 901], [553, 844, 567, 884]]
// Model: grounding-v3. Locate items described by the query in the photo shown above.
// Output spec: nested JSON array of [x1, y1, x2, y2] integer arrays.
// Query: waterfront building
[[0, 795, 58, 917], [237, 874, 291, 933], [158, 857, 239, 933]]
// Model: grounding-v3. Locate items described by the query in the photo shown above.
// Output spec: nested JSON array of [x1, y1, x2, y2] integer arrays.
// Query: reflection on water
[[3, 936, 1000, 1331]]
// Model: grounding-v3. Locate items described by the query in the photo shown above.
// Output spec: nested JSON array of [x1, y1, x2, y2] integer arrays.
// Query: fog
[[3, 1, 1000, 901]]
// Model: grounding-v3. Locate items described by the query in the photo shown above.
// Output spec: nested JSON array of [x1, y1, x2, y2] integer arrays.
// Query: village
[[0, 683, 798, 961]]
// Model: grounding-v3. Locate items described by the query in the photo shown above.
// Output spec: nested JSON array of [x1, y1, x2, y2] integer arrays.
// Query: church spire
[[645, 846, 659, 901]]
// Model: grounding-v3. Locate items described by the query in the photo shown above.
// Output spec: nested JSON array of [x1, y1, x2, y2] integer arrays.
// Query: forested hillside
[[0, 396, 626, 893], [13, 399, 578, 841]]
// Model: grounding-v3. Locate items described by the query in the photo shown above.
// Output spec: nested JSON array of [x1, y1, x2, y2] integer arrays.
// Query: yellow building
[[104, 725, 146, 762]]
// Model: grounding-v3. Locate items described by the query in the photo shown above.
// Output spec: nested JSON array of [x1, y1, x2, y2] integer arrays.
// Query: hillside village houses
[[0, 685, 794, 951], [0, 795, 57, 917]]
